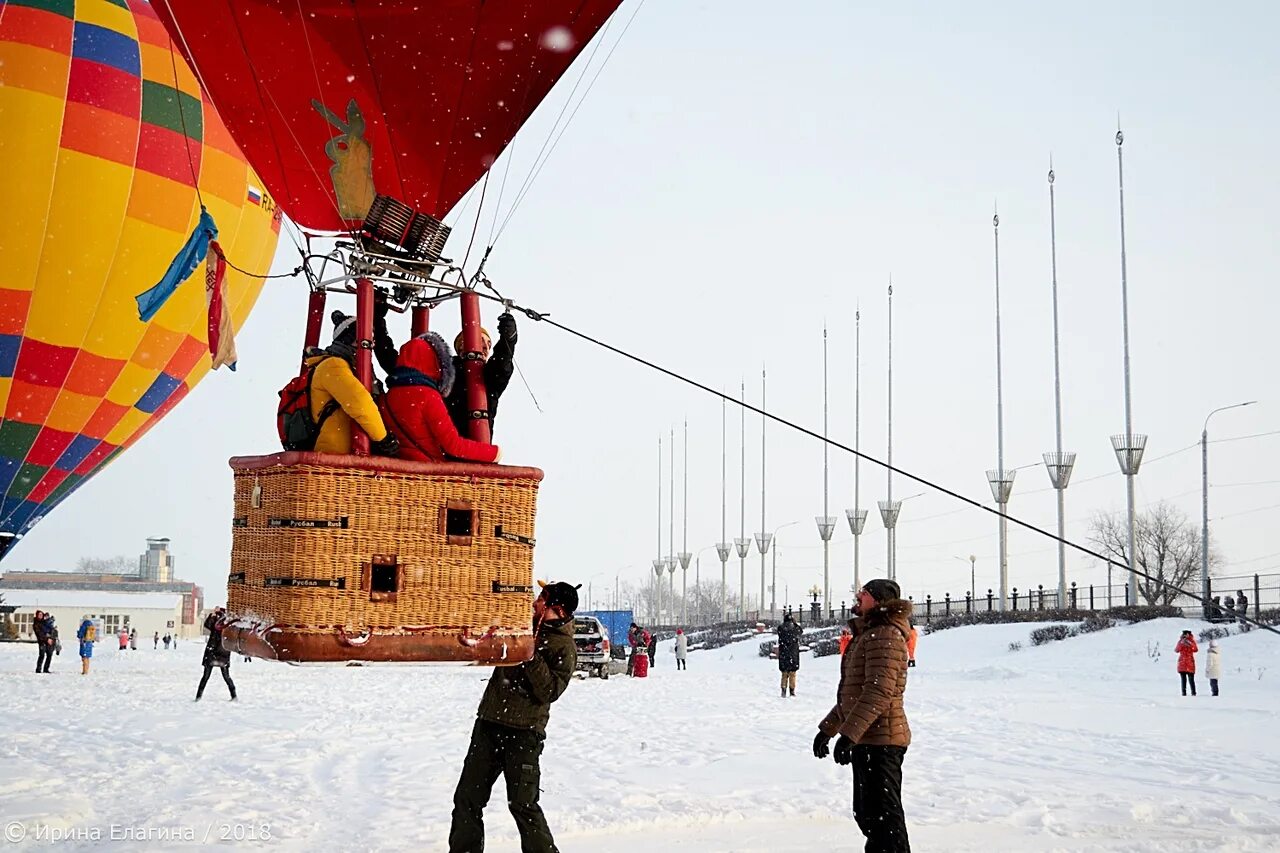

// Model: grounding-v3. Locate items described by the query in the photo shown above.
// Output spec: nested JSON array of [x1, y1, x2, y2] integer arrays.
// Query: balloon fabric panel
[[151, 0, 623, 232], [0, 0, 281, 545]]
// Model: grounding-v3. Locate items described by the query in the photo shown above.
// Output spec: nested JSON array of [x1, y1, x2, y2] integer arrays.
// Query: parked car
[[573, 616, 612, 679]]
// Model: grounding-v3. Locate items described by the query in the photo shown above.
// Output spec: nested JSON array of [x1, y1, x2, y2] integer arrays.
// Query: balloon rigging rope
[[476, 291, 1279, 638], [491, 0, 649, 249]]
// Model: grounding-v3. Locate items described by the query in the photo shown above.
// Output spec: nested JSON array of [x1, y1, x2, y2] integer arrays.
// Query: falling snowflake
[[540, 26, 574, 52], [497, 39, 514, 51]]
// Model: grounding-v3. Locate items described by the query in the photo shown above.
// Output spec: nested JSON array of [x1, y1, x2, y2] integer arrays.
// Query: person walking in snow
[[163, 634, 171, 649], [129, 629, 137, 651], [647, 628, 658, 669], [196, 607, 236, 701], [813, 578, 913, 853], [1176, 630, 1199, 696], [675, 628, 688, 670], [1236, 589, 1249, 625], [449, 581, 578, 853], [33, 610, 56, 674], [118, 629, 128, 652], [1206, 639, 1222, 696], [77, 617, 97, 675], [777, 612, 803, 698], [154, 631, 160, 650]]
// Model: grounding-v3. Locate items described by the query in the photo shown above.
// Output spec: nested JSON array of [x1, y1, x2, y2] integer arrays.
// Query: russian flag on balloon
[[206, 242, 237, 371]]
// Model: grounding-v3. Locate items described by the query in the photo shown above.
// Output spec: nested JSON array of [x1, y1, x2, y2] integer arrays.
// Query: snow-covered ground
[[2, 618, 1278, 851]]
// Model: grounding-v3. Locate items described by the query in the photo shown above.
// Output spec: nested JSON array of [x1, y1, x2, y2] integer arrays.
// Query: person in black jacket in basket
[[196, 607, 236, 701]]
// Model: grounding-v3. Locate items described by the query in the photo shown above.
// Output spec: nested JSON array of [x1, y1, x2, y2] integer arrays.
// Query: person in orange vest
[[906, 623, 918, 668], [838, 626, 853, 657]]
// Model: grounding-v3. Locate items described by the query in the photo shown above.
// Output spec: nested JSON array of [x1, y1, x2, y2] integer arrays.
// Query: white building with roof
[[1, 588, 188, 643]]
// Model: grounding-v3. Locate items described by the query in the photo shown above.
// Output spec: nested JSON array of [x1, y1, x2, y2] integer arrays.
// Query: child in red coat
[[382, 332, 501, 464], [1175, 630, 1198, 696]]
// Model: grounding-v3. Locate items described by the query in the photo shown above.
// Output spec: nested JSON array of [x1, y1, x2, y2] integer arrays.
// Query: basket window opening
[[366, 555, 402, 603], [446, 508, 474, 538], [438, 499, 477, 546]]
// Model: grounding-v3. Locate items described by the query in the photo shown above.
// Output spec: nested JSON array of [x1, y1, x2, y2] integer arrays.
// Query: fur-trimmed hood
[[389, 331, 455, 396], [850, 598, 913, 635]]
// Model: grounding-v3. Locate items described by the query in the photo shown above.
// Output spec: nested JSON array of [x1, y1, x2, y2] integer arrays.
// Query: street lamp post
[[846, 304, 868, 592], [719, 395, 730, 621], [1202, 401, 1256, 617], [770, 521, 802, 619], [1113, 127, 1144, 607], [756, 367, 770, 623], [817, 325, 837, 613], [954, 554, 976, 603], [990, 210, 1015, 612], [1043, 163, 1077, 607]]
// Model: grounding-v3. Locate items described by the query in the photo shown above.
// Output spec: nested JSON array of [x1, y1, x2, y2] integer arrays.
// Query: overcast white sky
[[10, 0, 1280, 610]]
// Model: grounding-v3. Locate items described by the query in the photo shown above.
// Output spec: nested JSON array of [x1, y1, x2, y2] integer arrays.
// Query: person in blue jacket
[[76, 617, 97, 675]]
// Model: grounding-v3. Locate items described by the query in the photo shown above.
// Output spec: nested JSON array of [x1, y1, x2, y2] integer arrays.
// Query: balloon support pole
[[459, 291, 491, 444], [302, 289, 327, 373], [352, 277, 374, 456], [411, 304, 430, 337]]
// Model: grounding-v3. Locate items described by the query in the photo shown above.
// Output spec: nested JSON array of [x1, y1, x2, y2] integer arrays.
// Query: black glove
[[812, 731, 831, 759], [370, 433, 399, 457], [907, 659, 916, 668], [497, 311, 517, 343], [373, 288, 390, 321], [833, 735, 854, 765]]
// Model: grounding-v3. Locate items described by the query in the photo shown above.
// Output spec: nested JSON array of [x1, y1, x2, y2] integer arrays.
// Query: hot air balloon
[[150, 0, 622, 231], [151, 0, 623, 664], [0, 0, 282, 553]]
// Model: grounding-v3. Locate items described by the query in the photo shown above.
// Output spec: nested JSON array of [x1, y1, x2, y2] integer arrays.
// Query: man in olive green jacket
[[449, 582, 579, 853]]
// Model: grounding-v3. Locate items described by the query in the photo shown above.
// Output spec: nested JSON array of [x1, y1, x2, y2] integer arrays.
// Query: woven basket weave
[[226, 452, 542, 663]]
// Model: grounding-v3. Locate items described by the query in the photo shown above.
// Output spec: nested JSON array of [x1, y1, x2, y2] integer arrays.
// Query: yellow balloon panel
[[0, 0, 282, 542]]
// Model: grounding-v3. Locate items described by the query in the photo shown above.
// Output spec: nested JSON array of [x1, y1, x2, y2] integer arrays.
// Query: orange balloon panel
[[0, 0, 281, 543]]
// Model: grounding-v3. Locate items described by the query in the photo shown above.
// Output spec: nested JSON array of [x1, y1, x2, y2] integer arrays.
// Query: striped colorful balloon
[[0, 0, 281, 547]]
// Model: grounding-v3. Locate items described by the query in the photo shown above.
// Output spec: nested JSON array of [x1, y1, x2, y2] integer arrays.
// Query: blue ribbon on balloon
[[135, 208, 219, 323]]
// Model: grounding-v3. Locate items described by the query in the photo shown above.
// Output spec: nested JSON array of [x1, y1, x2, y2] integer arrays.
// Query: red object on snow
[[632, 650, 649, 678]]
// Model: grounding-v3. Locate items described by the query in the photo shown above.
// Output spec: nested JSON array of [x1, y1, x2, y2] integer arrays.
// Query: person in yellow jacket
[[307, 312, 399, 456]]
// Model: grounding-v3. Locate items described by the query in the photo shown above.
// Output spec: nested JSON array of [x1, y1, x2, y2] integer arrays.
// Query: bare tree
[[1088, 501, 1218, 605], [75, 555, 135, 574]]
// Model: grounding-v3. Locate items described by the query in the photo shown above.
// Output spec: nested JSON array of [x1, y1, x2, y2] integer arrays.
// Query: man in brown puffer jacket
[[812, 578, 912, 852]]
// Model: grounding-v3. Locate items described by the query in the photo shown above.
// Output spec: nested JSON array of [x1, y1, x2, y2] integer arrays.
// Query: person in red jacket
[[381, 332, 501, 464], [1175, 630, 1199, 696]]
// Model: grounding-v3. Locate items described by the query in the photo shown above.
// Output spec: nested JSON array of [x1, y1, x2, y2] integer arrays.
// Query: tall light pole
[[679, 419, 692, 626], [878, 280, 902, 580], [1112, 127, 1146, 607], [771, 520, 802, 617], [846, 305, 868, 592], [954, 554, 977, 603], [1202, 401, 1255, 616], [1042, 163, 1077, 608], [717, 395, 731, 621], [988, 210, 1015, 611], [654, 434, 663, 622], [668, 425, 677, 622], [735, 381, 750, 619], [755, 368, 771, 621], [816, 325, 837, 615]]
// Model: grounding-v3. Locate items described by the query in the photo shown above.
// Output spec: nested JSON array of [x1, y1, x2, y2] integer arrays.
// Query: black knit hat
[[861, 578, 902, 603], [542, 581, 580, 614], [331, 310, 357, 346]]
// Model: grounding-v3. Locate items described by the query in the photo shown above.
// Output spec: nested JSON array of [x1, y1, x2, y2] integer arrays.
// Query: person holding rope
[[447, 311, 517, 438], [449, 581, 578, 852], [813, 578, 913, 853]]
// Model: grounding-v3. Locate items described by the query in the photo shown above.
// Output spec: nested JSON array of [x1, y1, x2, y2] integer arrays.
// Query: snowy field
[[2, 618, 1278, 852]]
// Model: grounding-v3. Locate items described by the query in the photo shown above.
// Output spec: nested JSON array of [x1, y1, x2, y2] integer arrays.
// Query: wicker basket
[[223, 452, 542, 664]]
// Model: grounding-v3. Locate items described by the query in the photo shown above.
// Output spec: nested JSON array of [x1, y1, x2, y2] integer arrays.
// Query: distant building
[[1, 589, 185, 641], [139, 537, 175, 582], [0, 539, 204, 635]]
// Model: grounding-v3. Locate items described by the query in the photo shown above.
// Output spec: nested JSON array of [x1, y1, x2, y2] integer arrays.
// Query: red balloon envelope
[[152, 0, 622, 232]]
